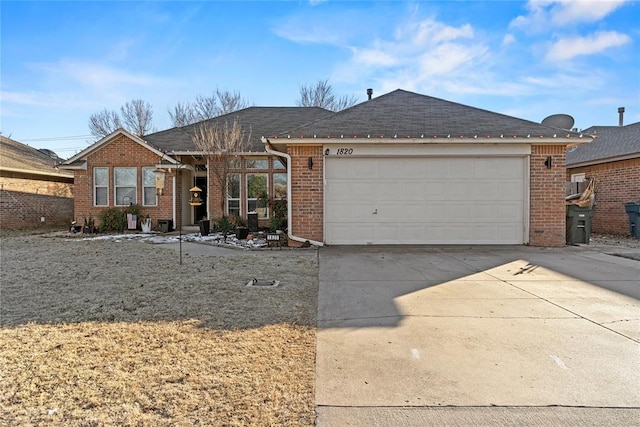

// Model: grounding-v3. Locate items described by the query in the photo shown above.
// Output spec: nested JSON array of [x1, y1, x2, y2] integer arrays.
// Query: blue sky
[[2, 0, 639, 158]]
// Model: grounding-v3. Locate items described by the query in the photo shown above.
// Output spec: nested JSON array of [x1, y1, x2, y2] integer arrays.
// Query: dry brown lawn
[[0, 232, 318, 426]]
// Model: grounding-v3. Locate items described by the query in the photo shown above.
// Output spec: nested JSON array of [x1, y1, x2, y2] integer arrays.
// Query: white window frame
[[246, 172, 268, 219], [93, 167, 108, 206], [227, 173, 241, 217], [142, 167, 157, 206], [114, 167, 137, 206], [571, 173, 586, 183]]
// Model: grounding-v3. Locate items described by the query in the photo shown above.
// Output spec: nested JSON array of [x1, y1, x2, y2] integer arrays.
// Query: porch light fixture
[[189, 186, 203, 206], [154, 167, 167, 195], [544, 156, 552, 169], [308, 157, 314, 170]]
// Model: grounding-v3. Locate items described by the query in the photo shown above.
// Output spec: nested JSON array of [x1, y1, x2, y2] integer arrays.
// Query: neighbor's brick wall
[[0, 189, 74, 229], [0, 176, 73, 198], [567, 158, 640, 235], [73, 134, 175, 229], [288, 146, 323, 244], [529, 145, 567, 246]]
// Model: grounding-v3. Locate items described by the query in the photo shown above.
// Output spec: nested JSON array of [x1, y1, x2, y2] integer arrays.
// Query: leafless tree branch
[[88, 109, 122, 139]]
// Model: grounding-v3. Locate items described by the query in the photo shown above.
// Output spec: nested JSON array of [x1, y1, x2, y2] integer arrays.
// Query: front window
[[247, 173, 268, 218], [246, 159, 268, 169], [227, 173, 240, 217], [94, 167, 108, 206], [142, 167, 157, 206], [273, 159, 286, 170], [273, 173, 287, 199], [114, 167, 137, 206]]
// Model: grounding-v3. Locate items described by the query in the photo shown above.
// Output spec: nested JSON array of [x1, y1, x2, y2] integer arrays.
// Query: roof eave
[[567, 152, 640, 168]]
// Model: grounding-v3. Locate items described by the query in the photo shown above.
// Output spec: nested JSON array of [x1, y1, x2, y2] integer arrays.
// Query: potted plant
[[140, 215, 152, 233]]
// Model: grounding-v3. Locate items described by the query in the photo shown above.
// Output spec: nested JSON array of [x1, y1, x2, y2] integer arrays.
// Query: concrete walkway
[[316, 245, 640, 426]]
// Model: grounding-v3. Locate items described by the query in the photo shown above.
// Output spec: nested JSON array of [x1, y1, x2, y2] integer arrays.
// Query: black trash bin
[[158, 219, 173, 233], [624, 202, 640, 239], [247, 211, 258, 232], [566, 205, 594, 245], [199, 219, 210, 236]]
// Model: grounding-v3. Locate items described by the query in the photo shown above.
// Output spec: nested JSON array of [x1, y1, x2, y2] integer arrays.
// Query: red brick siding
[[73, 134, 175, 229], [530, 145, 567, 246], [0, 189, 74, 229], [0, 176, 73, 197], [288, 146, 323, 243], [567, 157, 640, 235]]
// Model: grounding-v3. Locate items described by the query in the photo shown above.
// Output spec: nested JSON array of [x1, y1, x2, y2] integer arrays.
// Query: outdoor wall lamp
[[544, 156, 552, 169], [189, 186, 203, 206], [154, 167, 167, 195], [325, 148, 330, 156], [308, 157, 314, 170]]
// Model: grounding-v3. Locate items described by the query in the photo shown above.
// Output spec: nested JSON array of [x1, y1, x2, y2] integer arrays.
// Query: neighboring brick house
[[566, 119, 640, 236], [61, 89, 588, 246], [0, 135, 74, 229]]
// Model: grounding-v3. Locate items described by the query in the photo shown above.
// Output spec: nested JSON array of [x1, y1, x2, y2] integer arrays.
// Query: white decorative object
[[141, 217, 152, 233]]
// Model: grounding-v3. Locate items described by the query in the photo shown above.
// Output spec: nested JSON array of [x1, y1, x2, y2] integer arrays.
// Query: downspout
[[263, 137, 324, 247], [172, 175, 177, 231]]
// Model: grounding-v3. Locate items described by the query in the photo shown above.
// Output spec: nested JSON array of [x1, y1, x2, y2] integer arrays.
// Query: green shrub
[[99, 204, 143, 232]]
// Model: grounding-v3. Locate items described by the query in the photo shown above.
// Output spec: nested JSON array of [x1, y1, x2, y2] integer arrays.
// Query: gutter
[[262, 137, 324, 247]]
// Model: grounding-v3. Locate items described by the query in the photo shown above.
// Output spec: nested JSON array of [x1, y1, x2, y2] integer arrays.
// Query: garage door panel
[[325, 157, 526, 244]]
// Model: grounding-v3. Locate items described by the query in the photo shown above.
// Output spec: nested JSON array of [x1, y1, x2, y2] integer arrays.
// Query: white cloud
[[545, 31, 631, 61], [510, 0, 630, 31], [502, 34, 516, 47]]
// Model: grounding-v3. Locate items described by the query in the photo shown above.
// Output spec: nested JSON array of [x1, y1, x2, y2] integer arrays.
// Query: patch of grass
[[0, 234, 318, 426]]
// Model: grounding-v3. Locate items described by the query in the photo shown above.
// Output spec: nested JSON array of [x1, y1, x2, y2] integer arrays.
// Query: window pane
[[95, 187, 107, 206], [94, 167, 108, 185], [247, 173, 267, 198], [246, 159, 268, 169], [273, 159, 285, 169], [116, 187, 136, 205], [143, 168, 156, 186], [115, 167, 136, 185], [273, 173, 287, 199], [227, 173, 240, 198], [228, 200, 240, 217], [143, 188, 156, 206], [227, 158, 241, 169]]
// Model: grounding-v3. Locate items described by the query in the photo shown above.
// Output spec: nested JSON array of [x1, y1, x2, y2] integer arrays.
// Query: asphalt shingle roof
[[144, 107, 333, 153], [278, 89, 580, 139], [567, 122, 640, 165], [0, 136, 72, 177]]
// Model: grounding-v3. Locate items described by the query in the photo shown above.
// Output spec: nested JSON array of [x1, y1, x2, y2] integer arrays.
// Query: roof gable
[[61, 128, 174, 168], [567, 122, 640, 166], [278, 89, 581, 140], [145, 106, 333, 153]]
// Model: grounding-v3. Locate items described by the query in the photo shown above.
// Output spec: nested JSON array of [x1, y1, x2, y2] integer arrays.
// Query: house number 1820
[[336, 148, 354, 155]]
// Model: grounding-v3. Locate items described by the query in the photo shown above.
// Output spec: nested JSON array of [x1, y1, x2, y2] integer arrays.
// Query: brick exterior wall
[[73, 134, 176, 230], [288, 146, 323, 244], [0, 189, 74, 229], [567, 157, 640, 235], [529, 145, 567, 246]]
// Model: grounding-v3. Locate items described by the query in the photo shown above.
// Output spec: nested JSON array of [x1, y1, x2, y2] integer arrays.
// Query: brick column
[[288, 145, 323, 244], [529, 145, 567, 246]]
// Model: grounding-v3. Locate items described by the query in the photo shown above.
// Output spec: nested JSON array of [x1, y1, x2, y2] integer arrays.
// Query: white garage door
[[325, 157, 527, 245]]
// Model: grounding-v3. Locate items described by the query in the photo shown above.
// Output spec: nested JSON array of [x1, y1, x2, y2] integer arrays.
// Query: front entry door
[[194, 176, 207, 222]]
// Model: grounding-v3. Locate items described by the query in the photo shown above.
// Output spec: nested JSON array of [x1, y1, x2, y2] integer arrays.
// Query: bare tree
[[296, 78, 358, 111], [191, 118, 252, 213], [120, 99, 154, 136], [168, 102, 197, 127], [214, 89, 249, 115], [88, 109, 122, 139], [168, 89, 251, 127]]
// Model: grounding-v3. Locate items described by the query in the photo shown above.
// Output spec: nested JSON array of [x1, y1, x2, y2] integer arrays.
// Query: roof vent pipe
[[367, 88, 373, 100], [618, 107, 625, 126]]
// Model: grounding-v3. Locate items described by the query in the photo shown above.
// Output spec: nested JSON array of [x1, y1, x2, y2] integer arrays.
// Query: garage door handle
[[372, 209, 378, 214]]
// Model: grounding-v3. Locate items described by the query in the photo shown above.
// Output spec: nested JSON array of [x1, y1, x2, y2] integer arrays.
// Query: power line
[[21, 134, 93, 142]]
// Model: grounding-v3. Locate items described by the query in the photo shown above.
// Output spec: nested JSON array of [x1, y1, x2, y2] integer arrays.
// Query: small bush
[[99, 204, 143, 232]]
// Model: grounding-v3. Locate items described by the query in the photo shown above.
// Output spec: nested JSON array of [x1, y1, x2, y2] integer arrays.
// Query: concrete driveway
[[316, 245, 640, 426]]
